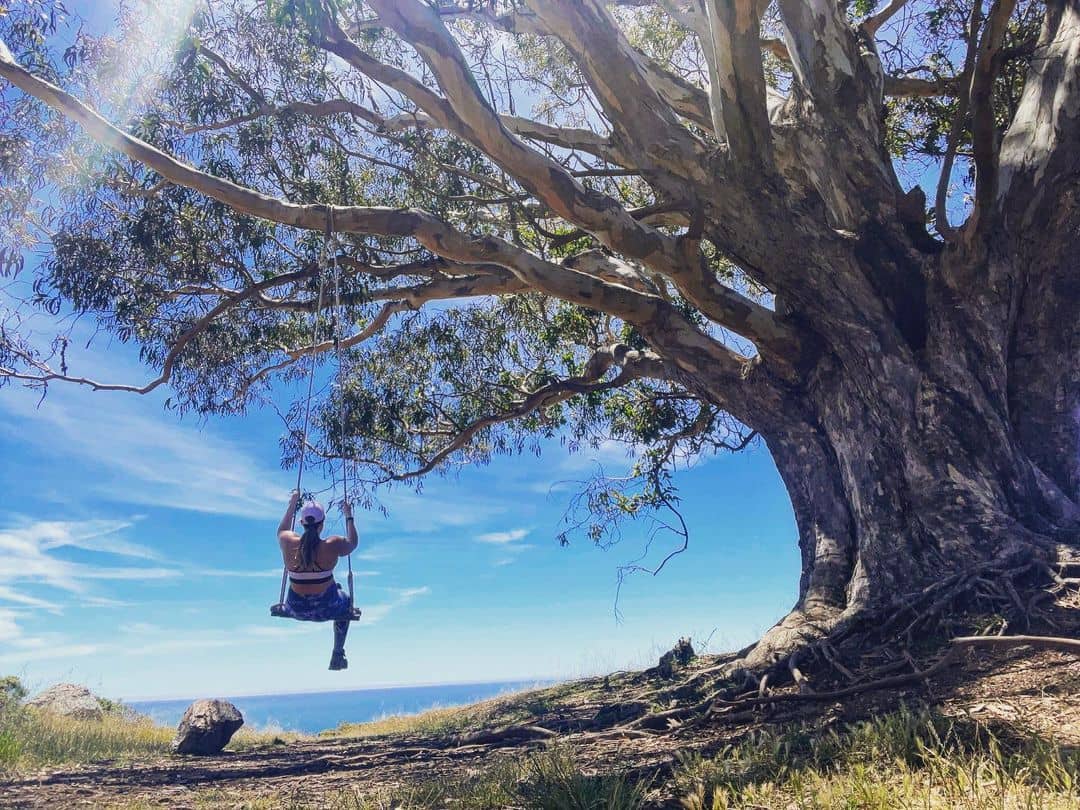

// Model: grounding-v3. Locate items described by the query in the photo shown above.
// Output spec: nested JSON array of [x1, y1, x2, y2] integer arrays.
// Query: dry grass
[[674, 706, 1080, 809], [327, 703, 481, 738], [0, 707, 174, 770], [0, 698, 302, 770], [325, 684, 553, 740]]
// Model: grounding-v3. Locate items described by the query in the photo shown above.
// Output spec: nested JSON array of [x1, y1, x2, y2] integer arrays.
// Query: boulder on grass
[[172, 699, 244, 755], [25, 684, 105, 721]]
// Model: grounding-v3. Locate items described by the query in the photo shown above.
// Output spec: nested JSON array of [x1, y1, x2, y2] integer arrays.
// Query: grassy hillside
[[4, 644, 1080, 809]]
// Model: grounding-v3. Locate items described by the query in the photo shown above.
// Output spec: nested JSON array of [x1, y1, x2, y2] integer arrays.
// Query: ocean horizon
[[129, 679, 556, 734]]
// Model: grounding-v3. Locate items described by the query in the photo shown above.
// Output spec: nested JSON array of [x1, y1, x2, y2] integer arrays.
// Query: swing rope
[[327, 208, 356, 611], [275, 207, 344, 609]]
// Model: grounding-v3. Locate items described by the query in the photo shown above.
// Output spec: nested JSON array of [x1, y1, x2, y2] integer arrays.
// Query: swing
[[271, 209, 362, 623]]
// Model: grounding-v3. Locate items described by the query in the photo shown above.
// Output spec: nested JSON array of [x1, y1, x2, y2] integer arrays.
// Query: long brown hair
[[298, 520, 323, 569]]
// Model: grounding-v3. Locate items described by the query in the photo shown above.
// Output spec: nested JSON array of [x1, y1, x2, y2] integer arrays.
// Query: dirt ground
[[4, 629, 1080, 810]]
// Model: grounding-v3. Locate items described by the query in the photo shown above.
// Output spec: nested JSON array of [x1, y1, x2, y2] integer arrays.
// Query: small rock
[[25, 684, 105, 721], [172, 699, 244, 755]]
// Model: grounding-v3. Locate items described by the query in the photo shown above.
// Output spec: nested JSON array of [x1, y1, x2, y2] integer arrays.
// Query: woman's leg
[[329, 620, 349, 670], [329, 584, 351, 669], [333, 619, 349, 653]]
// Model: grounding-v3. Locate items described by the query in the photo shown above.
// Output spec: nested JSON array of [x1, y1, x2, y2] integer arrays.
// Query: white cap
[[299, 502, 325, 525]]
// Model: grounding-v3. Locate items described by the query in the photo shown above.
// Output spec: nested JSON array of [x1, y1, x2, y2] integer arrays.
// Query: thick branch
[[322, 5, 687, 276], [435, 2, 717, 132], [776, 0, 863, 113], [260, 271, 528, 312], [969, 0, 1019, 222], [521, 0, 711, 183], [884, 75, 960, 97], [703, 0, 774, 168]]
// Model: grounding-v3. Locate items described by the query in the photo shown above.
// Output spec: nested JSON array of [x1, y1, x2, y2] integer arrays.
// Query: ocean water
[[129, 680, 549, 734]]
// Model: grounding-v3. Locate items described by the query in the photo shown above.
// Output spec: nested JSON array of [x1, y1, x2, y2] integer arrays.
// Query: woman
[[277, 489, 359, 670]]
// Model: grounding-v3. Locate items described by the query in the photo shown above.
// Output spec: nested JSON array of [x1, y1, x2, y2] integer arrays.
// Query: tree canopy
[[0, 0, 1072, 564]]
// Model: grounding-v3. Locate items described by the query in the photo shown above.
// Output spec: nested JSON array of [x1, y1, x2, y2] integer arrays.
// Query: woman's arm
[[339, 500, 359, 554], [278, 489, 300, 536]]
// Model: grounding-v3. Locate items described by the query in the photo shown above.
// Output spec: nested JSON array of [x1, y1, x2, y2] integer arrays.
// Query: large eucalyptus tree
[[1, 0, 1077, 669]]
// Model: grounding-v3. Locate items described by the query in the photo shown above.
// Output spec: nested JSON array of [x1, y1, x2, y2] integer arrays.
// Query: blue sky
[[0, 0, 805, 702], [0, 318, 799, 700]]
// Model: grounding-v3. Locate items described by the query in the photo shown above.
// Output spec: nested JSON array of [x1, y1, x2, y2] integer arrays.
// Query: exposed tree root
[[612, 549, 1080, 738], [454, 724, 557, 747], [620, 632, 1080, 735]]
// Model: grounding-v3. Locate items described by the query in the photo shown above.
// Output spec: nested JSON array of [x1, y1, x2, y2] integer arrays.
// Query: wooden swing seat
[[270, 602, 363, 621]]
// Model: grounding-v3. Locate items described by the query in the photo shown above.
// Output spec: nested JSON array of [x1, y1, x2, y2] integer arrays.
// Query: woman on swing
[[277, 489, 359, 670]]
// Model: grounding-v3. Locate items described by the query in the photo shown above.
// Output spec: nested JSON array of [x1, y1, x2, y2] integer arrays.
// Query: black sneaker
[[329, 650, 348, 671]]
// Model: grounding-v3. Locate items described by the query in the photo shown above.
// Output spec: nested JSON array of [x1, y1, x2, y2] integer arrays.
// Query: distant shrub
[[0, 676, 27, 709]]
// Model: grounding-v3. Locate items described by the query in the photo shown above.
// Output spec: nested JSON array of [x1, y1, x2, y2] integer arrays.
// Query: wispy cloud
[[36, 519, 160, 560], [0, 384, 284, 519], [192, 567, 282, 579], [476, 528, 530, 545], [373, 489, 509, 534], [0, 609, 103, 663], [358, 585, 430, 626], [0, 609, 21, 643], [0, 585, 58, 611], [0, 517, 188, 667], [0, 642, 103, 663], [119, 622, 160, 635], [0, 518, 181, 605]]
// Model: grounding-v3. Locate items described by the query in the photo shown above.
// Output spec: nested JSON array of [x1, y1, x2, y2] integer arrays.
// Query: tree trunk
[[732, 231, 1080, 671]]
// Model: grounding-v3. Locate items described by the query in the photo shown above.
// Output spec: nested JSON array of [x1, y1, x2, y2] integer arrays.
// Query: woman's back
[[281, 534, 341, 571], [280, 533, 346, 595]]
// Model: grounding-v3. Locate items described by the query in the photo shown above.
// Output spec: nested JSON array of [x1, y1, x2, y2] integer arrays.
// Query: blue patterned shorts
[[282, 583, 353, 621]]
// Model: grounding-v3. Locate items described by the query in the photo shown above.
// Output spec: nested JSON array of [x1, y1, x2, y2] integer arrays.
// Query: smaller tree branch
[[176, 98, 385, 134], [884, 75, 960, 98], [236, 300, 412, 402], [863, 0, 911, 37], [380, 344, 670, 482], [380, 109, 632, 166], [196, 43, 268, 108], [0, 268, 313, 395], [935, 1, 984, 240]]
